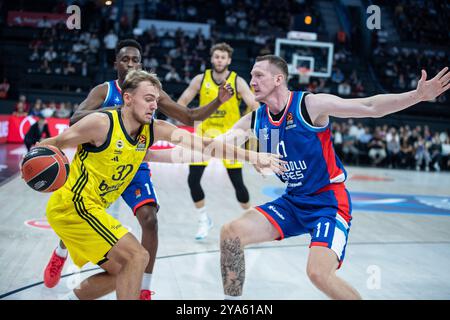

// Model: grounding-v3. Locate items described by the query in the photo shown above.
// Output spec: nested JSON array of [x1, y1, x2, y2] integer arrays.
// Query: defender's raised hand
[[254, 152, 288, 176], [416, 67, 450, 101], [218, 82, 235, 104]]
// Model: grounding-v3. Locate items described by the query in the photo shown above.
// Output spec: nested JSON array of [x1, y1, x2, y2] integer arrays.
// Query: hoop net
[[297, 67, 311, 84]]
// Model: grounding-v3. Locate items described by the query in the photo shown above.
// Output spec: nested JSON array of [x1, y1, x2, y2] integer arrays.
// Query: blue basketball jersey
[[103, 80, 123, 107], [253, 91, 347, 195]]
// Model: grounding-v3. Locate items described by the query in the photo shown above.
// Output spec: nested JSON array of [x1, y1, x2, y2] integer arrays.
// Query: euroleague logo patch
[[24, 218, 52, 230], [136, 135, 147, 151], [286, 112, 296, 130], [286, 112, 293, 122], [135, 188, 142, 199]]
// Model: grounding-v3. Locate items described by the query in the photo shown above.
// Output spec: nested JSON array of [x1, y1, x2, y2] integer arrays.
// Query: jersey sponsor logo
[[267, 205, 285, 220], [280, 160, 308, 183], [287, 181, 303, 187], [111, 156, 119, 162], [136, 134, 147, 151], [209, 110, 227, 119], [98, 179, 125, 197], [111, 224, 123, 230]]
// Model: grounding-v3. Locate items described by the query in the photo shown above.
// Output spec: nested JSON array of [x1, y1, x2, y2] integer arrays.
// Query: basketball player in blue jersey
[[44, 39, 235, 300], [218, 55, 450, 299]]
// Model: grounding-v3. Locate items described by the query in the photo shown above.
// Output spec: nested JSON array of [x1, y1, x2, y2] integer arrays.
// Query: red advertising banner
[[6, 116, 69, 143], [7, 11, 67, 27], [1, 115, 191, 147], [0, 115, 9, 144], [45, 117, 70, 137]]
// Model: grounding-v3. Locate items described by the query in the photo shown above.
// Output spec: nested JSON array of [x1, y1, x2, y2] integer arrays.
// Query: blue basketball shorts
[[256, 183, 352, 268], [121, 162, 159, 215]]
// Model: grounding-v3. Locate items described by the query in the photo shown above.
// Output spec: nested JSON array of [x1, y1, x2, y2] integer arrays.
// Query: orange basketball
[[21, 145, 70, 193]]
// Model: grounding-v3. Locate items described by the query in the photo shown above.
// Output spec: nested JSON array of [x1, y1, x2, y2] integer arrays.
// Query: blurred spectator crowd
[[12, 94, 75, 119], [373, 45, 450, 104], [136, 27, 213, 85], [27, 25, 98, 78], [392, 0, 449, 45], [332, 119, 450, 172], [372, 0, 450, 103]]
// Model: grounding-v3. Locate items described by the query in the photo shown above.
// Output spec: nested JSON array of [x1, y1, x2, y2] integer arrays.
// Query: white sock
[[196, 206, 207, 221], [64, 290, 79, 300], [141, 273, 152, 291], [55, 242, 68, 258], [224, 294, 241, 300]]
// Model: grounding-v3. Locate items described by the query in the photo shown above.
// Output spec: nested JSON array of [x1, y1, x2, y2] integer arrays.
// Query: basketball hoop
[[297, 67, 311, 84]]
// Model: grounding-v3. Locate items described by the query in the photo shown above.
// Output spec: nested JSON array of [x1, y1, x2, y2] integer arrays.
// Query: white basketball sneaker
[[195, 216, 213, 240]]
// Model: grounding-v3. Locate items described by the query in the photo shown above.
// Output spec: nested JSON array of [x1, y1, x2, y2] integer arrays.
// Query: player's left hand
[[218, 82, 234, 104], [416, 67, 450, 101], [254, 152, 288, 176]]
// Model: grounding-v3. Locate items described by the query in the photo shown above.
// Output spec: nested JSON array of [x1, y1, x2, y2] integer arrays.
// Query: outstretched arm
[[307, 67, 450, 125], [158, 75, 234, 126], [39, 112, 110, 150], [70, 83, 112, 125], [152, 119, 286, 173], [213, 111, 254, 147], [214, 112, 271, 176], [144, 146, 207, 163]]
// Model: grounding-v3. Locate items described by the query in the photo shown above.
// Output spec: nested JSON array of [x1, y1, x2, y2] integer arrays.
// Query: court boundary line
[[2, 239, 450, 299]]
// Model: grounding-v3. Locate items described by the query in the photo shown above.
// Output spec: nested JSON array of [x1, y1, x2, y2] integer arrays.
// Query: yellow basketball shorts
[[46, 191, 129, 268]]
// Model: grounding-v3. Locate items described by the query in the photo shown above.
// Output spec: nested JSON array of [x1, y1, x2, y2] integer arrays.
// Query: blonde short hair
[[122, 70, 162, 95], [255, 55, 289, 80]]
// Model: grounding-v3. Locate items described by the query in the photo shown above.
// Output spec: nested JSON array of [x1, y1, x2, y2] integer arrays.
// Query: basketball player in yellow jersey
[[178, 42, 260, 240], [39, 69, 286, 300]]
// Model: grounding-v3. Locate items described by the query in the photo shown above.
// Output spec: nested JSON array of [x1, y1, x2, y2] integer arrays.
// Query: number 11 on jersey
[[145, 183, 152, 195], [277, 140, 288, 158]]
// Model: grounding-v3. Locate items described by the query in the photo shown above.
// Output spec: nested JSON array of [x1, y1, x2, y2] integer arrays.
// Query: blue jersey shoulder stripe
[[295, 92, 328, 132]]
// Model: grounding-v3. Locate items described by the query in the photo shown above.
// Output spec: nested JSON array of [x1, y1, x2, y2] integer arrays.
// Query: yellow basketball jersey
[[198, 69, 241, 138], [54, 109, 152, 208]]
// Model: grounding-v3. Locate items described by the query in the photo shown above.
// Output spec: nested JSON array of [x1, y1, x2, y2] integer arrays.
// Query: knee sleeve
[[188, 165, 206, 202], [227, 168, 250, 204]]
